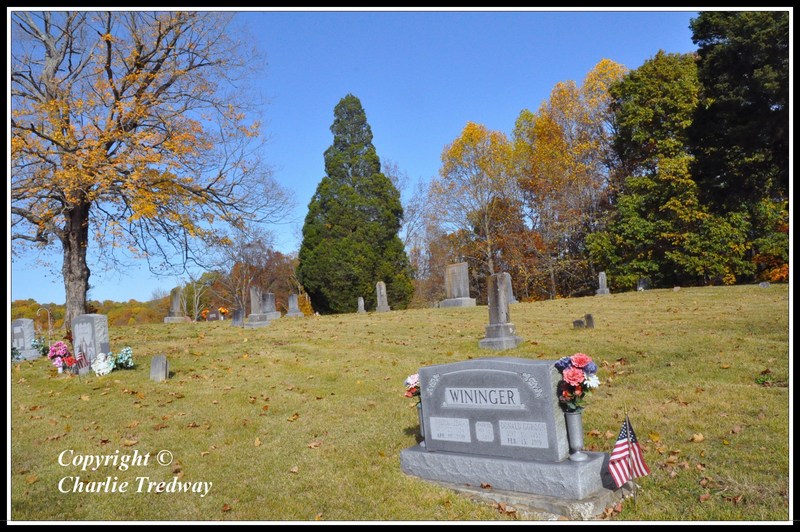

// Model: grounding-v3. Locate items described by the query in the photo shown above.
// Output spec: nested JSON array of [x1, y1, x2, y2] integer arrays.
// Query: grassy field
[[9, 284, 790, 522]]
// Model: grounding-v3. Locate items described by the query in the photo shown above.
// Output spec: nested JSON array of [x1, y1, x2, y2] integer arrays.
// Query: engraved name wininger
[[443, 387, 524, 409]]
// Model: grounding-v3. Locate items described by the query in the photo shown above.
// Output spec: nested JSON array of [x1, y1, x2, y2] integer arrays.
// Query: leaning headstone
[[164, 287, 188, 323], [376, 281, 391, 312], [246, 286, 271, 328], [479, 272, 523, 350], [357, 297, 366, 314], [11, 318, 40, 360], [439, 262, 476, 307], [150, 354, 169, 382], [231, 309, 244, 327], [285, 294, 304, 318], [595, 271, 610, 295], [71, 314, 110, 375], [759, 281, 771, 288], [401, 358, 620, 518], [584, 313, 594, 329]]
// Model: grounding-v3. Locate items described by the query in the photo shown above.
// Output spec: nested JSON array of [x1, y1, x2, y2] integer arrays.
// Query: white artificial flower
[[584, 374, 601, 389]]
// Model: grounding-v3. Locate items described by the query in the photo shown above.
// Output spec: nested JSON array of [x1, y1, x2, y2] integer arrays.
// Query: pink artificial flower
[[562, 366, 586, 386], [570, 353, 593, 368]]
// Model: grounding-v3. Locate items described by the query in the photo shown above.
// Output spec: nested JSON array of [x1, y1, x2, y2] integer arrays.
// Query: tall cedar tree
[[297, 94, 413, 314]]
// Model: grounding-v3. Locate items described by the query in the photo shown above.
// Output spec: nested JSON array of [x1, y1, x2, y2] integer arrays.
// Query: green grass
[[10, 284, 790, 522]]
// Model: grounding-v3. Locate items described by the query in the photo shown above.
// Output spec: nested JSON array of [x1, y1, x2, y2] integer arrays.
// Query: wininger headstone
[[400, 357, 616, 504]]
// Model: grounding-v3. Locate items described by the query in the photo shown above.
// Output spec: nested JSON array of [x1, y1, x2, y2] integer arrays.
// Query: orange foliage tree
[[11, 12, 291, 327]]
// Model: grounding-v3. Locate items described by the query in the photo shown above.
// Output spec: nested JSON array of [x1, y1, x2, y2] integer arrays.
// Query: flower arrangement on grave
[[48, 341, 72, 370], [554, 353, 600, 412], [91, 352, 115, 377], [111, 347, 135, 369], [404, 374, 420, 401]]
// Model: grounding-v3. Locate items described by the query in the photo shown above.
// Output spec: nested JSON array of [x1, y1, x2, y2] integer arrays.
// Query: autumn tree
[[429, 122, 517, 279], [297, 94, 413, 314], [512, 59, 627, 298], [10, 12, 291, 327], [588, 51, 753, 288]]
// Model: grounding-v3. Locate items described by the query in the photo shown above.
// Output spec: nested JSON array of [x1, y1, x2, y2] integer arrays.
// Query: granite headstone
[[11, 318, 40, 360], [164, 287, 189, 323], [285, 294, 304, 318], [479, 272, 522, 350], [71, 314, 110, 375], [376, 281, 391, 312], [595, 272, 610, 295], [439, 262, 476, 307], [357, 296, 366, 314], [150, 354, 169, 382], [401, 357, 614, 503]]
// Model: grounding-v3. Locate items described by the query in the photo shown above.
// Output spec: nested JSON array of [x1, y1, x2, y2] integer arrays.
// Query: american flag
[[608, 415, 650, 488]]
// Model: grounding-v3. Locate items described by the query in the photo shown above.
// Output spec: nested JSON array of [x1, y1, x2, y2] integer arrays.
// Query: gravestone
[[759, 281, 770, 288], [584, 313, 594, 329], [573, 319, 585, 329], [262, 293, 283, 320], [401, 357, 617, 511], [595, 272, 610, 295], [71, 314, 110, 375], [164, 287, 188, 323], [231, 309, 244, 327], [357, 297, 366, 314], [479, 272, 522, 350], [285, 294, 304, 318], [439, 262, 476, 307], [150, 354, 169, 382], [207, 310, 220, 321], [636, 278, 650, 292], [376, 281, 391, 312], [673, 286, 681, 292], [246, 286, 271, 328], [11, 318, 40, 360]]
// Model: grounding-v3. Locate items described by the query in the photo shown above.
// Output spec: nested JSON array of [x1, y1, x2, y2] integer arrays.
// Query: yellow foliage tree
[[513, 59, 627, 298], [430, 122, 516, 275], [11, 12, 291, 327]]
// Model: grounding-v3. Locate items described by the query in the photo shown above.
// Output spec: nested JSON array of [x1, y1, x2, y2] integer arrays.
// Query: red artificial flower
[[562, 366, 586, 386], [570, 353, 592, 368]]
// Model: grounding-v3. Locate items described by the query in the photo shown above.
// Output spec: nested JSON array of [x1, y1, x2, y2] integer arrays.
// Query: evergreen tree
[[297, 94, 413, 314], [689, 11, 789, 212]]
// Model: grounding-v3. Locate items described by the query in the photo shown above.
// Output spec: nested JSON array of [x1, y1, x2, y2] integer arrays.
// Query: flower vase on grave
[[57, 366, 63, 374], [564, 410, 589, 461], [416, 402, 426, 446]]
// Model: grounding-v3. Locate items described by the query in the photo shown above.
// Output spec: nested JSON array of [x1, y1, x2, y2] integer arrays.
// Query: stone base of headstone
[[400, 446, 616, 505], [407, 467, 636, 521], [284, 310, 304, 318], [163, 316, 190, 323], [376, 304, 391, 313], [595, 288, 610, 296], [16, 349, 41, 361], [478, 323, 523, 350], [438, 297, 477, 308]]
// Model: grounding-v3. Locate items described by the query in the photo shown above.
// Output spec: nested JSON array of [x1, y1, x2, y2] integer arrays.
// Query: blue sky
[[8, 8, 701, 305]]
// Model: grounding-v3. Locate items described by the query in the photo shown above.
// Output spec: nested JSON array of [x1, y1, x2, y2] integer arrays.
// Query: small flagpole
[[624, 404, 637, 504]]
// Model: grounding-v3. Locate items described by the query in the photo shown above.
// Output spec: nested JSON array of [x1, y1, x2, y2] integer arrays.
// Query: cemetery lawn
[[10, 284, 789, 522]]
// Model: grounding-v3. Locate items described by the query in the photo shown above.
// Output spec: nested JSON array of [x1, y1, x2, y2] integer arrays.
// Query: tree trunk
[[61, 201, 91, 330]]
